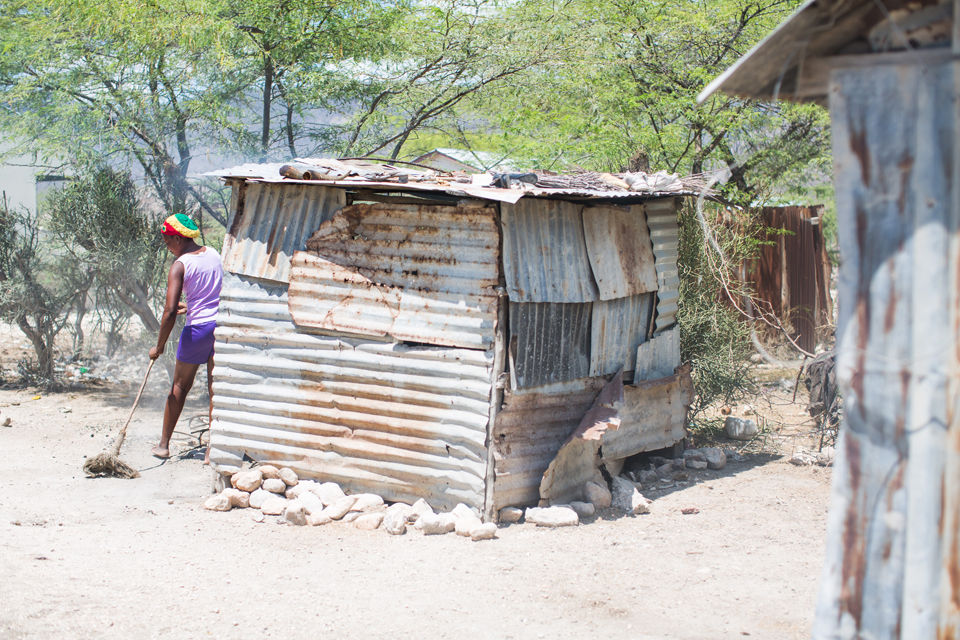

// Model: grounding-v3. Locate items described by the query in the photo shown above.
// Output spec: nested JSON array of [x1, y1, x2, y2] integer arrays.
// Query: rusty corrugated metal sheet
[[582, 204, 658, 299], [645, 198, 680, 332], [589, 293, 655, 377], [500, 199, 600, 303], [600, 365, 693, 461], [491, 377, 608, 510], [220, 183, 346, 284], [635, 325, 681, 382], [210, 272, 495, 511], [508, 301, 591, 388], [285, 203, 499, 350]]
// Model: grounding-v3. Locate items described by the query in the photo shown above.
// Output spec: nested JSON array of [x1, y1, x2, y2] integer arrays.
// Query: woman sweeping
[[149, 214, 223, 462]]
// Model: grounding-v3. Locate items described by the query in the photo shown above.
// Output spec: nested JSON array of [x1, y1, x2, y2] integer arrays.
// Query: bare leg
[[203, 355, 214, 465], [152, 359, 201, 458]]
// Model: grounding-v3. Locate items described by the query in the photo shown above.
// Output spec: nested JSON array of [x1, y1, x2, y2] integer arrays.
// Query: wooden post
[[814, 59, 957, 638]]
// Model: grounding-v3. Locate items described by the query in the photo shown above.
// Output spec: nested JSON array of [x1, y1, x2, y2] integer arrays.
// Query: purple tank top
[[176, 247, 223, 326]]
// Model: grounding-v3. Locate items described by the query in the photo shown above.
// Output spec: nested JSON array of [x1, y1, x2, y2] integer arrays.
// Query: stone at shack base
[[525, 506, 579, 527], [249, 488, 272, 509], [306, 512, 332, 526], [297, 491, 324, 515], [284, 500, 307, 526], [419, 512, 456, 535], [569, 501, 595, 519], [315, 482, 346, 506], [611, 477, 651, 515], [456, 516, 483, 537], [407, 498, 433, 523], [354, 513, 385, 530], [471, 523, 498, 541], [231, 470, 263, 493], [341, 511, 362, 523], [350, 494, 385, 512], [205, 493, 232, 512], [278, 467, 299, 486], [583, 481, 612, 510], [258, 465, 280, 480], [323, 495, 359, 520], [260, 497, 288, 516], [383, 507, 407, 535], [452, 503, 479, 520], [499, 507, 523, 523], [262, 478, 287, 494], [222, 488, 249, 509], [702, 448, 727, 470]]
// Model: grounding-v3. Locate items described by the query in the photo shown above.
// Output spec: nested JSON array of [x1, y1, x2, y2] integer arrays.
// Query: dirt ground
[[0, 328, 833, 640]]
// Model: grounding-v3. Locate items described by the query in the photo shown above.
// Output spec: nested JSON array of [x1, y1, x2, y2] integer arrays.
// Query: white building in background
[[412, 148, 521, 173]]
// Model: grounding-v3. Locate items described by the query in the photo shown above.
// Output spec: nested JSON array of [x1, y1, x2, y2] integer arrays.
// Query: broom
[[83, 359, 155, 479]]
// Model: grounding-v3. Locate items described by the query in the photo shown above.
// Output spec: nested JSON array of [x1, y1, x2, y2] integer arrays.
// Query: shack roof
[[697, 0, 952, 105], [205, 157, 711, 204]]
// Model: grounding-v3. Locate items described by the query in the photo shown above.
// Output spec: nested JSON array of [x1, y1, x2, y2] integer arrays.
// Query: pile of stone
[[500, 475, 653, 528], [790, 446, 835, 467], [205, 464, 498, 541]]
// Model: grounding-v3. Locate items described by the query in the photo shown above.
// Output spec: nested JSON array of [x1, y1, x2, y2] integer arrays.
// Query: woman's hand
[[149, 346, 164, 360], [177, 301, 188, 315]]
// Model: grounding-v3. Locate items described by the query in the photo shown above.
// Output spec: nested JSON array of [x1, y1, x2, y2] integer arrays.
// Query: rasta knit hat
[[161, 213, 200, 238]]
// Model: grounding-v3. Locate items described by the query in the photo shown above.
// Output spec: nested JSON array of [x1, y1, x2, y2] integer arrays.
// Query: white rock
[[354, 513, 385, 530], [584, 481, 612, 510], [285, 480, 320, 500], [455, 515, 483, 537], [471, 523, 498, 541], [350, 494, 385, 512], [278, 467, 299, 486], [260, 497, 288, 516], [258, 465, 280, 480], [525, 506, 579, 527], [249, 488, 273, 509], [569, 501, 596, 519], [323, 495, 359, 520], [204, 494, 232, 512], [341, 511, 362, 523], [252, 512, 265, 523], [262, 478, 287, 494], [687, 460, 708, 470], [383, 508, 407, 535], [407, 498, 434, 523], [452, 503, 479, 520], [611, 477, 651, 515], [284, 500, 307, 526], [702, 447, 727, 470], [222, 488, 249, 509], [419, 512, 456, 535], [1, 416, 10, 427], [306, 512, 333, 526], [315, 482, 346, 506], [499, 507, 523, 523], [297, 490, 324, 516], [231, 470, 263, 493], [724, 416, 759, 441]]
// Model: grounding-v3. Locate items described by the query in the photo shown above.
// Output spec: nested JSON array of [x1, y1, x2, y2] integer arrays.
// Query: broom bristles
[[83, 452, 141, 479]]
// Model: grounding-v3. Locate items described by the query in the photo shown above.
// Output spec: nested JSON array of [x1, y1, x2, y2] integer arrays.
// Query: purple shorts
[[176, 321, 216, 365]]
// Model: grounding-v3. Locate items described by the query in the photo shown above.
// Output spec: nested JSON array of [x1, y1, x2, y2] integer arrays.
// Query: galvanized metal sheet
[[589, 293, 655, 377], [221, 183, 346, 284], [645, 198, 680, 332], [635, 325, 681, 382], [500, 199, 600, 303], [601, 365, 693, 461], [286, 203, 499, 350], [582, 205, 658, 299], [508, 301, 591, 389], [491, 377, 608, 510], [210, 271, 494, 511]]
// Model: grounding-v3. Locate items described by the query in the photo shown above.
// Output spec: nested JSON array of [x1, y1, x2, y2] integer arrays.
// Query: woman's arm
[[149, 261, 186, 360]]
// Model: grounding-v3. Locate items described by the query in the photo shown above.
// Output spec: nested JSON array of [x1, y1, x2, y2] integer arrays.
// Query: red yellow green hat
[[161, 213, 200, 238]]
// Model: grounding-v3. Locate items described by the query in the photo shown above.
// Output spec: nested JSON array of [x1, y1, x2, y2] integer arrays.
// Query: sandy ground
[[0, 371, 832, 640]]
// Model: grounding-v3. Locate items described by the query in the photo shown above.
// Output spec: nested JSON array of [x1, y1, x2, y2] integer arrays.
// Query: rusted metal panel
[[600, 364, 693, 461], [210, 272, 494, 511], [645, 198, 680, 333], [221, 183, 346, 284], [589, 293, 655, 377], [508, 301, 591, 388], [490, 377, 609, 510], [500, 199, 600, 303], [635, 325, 681, 383], [582, 204, 658, 299], [813, 61, 956, 639], [286, 203, 499, 350]]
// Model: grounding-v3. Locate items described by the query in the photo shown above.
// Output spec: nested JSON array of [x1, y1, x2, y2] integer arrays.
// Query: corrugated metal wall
[[646, 198, 680, 333], [221, 183, 346, 284], [582, 204, 659, 299], [508, 302, 592, 388], [590, 293, 655, 376], [211, 272, 494, 511], [500, 199, 599, 303], [286, 203, 499, 350]]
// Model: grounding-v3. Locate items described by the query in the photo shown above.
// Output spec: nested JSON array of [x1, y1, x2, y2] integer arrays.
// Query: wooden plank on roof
[[582, 204, 658, 300]]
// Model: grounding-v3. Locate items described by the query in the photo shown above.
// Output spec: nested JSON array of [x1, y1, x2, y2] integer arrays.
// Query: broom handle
[[110, 359, 155, 456]]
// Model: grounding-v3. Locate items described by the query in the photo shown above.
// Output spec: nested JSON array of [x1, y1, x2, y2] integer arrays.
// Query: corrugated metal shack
[[205, 159, 701, 518], [751, 205, 833, 353], [700, 0, 960, 636]]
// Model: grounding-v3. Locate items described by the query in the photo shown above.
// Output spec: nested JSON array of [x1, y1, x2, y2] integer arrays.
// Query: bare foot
[[203, 446, 210, 465], [151, 445, 170, 459]]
